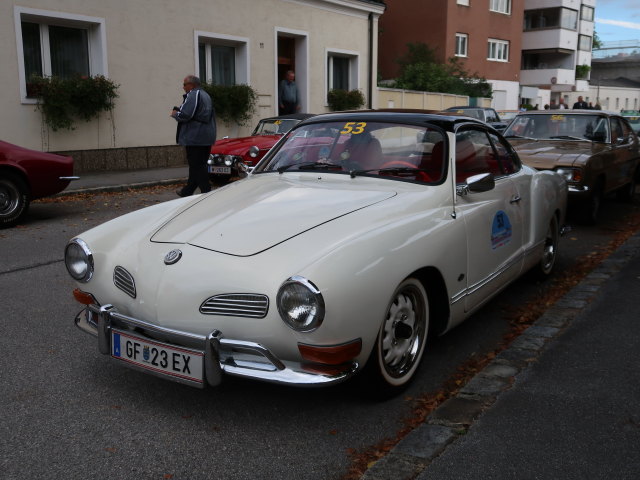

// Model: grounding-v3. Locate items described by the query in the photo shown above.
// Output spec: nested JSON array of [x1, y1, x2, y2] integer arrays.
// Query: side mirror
[[456, 173, 495, 196]]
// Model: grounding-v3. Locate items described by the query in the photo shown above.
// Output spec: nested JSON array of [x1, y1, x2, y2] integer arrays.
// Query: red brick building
[[378, 0, 525, 109]]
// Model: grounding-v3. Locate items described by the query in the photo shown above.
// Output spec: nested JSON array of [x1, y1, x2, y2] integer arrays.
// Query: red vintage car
[[208, 113, 314, 183], [0, 140, 76, 227]]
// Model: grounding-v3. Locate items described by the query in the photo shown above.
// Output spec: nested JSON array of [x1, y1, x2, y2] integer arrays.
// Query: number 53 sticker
[[340, 122, 367, 135]]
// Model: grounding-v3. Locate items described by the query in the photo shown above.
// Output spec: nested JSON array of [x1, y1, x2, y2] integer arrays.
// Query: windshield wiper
[[350, 167, 433, 178], [277, 162, 342, 173], [504, 134, 535, 140], [549, 135, 587, 141]]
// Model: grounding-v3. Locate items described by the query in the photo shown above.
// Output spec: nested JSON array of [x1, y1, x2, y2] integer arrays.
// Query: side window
[[488, 132, 520, 175], [485, 110, 498, 123], [617, 118, 632, 144], [455, 129, 502, 183], [610, 118, 625, 144]]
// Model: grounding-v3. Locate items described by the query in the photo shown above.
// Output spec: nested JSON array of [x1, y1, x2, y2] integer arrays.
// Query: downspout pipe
[[368, 12, 374, 109]]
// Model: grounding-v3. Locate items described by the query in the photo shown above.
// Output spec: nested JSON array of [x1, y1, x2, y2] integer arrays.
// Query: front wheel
[[580, 181, 603, 225], [361, 278, 429, 396], [531, 215, 559, 280], [0, 173, 30, 228], [616, 172, 637, 202]]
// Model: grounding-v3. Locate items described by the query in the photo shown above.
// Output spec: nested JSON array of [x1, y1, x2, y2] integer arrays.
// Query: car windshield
[[499, 111, 519, 122], [449, 109, 484, 121], [252, 118, 300, 135], [624, 116, 640, 133], [503, 113, 610, 142], [255, 121, 447, 183]]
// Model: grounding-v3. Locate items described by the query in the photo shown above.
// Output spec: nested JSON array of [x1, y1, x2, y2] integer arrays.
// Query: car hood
[[151, 175, 397, 256], [211, 135, 281, 155], [509, 139, 593, 169]]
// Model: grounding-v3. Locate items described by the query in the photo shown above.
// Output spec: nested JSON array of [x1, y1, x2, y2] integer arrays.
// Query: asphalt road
[[1, 185, 638, 480]]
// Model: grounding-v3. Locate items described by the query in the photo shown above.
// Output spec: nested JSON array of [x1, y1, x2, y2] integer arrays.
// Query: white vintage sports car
[[65, 111, 567, 395]]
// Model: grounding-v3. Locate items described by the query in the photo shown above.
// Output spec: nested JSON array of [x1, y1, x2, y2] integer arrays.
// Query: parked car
[[65, 111, 566, 396], [0, 140, 76, 228], [443, 106, 509, 131], [621, 111, 640, 135], [496, 110, 521, 124], [503, 110, 640, 224], [208, 113, 315, 183]]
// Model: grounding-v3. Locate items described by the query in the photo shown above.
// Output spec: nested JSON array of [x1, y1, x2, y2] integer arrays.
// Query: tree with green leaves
[[394, 43, 492, 99]]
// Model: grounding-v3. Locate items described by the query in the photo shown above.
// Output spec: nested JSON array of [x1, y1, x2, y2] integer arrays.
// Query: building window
[[196, 33, 249, 86], [327, 50, 359, 94], [524, 8, 578, 31], [455, 34, 468, 57], [199, 44, 235, 86], [578, 35, 592, 51], [581, 5, 594, 22], [490, 0, 511, 15], [457, 0, 470, 5], [488, 39, 509, 62], [15, 7, 106, 101]]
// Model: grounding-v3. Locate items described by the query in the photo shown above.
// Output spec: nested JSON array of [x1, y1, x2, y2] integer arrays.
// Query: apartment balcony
[[520, 67, 575, 88], [523, 29, 577, 52]]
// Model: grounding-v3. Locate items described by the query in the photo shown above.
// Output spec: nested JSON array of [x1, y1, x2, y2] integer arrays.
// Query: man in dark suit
[[573, 96, 589, 109]]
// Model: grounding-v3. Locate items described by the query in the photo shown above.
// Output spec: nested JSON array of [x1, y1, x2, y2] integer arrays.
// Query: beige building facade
[[2, 0, 384, 166]]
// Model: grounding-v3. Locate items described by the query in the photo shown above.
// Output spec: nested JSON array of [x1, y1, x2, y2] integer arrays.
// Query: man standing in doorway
[[171, 75, 216, 197], [279, 70, 300, 115]]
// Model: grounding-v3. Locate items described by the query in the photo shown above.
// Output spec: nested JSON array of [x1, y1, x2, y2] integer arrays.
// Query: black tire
[[209, 174, 232, 186], [531, 215, 559, 280], [581, 181, 603, 225], [0, 173, 30, 228], [361, 278, 429, 397], [616, 172, 637, 202]]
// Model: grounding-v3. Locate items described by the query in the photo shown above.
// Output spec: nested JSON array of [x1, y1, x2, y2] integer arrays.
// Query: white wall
[[2, 0, 383, 152]]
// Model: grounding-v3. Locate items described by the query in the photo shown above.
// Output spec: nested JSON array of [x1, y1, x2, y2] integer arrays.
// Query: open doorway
[[276, 31, 307, 115]]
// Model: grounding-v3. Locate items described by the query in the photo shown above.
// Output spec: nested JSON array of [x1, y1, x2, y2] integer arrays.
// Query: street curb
[[361, 231, 640, 480]]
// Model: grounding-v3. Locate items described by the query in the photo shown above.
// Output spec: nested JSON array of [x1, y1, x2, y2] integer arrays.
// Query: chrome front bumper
[[75, 304, 358, 389]]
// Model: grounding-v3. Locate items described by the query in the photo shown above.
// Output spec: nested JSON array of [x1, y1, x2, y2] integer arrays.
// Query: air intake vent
[[200, 294, 269, 318], [113, 266, 136, 298]]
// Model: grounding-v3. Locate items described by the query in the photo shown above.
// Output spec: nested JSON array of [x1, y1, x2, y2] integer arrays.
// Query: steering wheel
[[378, 161, 432, 182]]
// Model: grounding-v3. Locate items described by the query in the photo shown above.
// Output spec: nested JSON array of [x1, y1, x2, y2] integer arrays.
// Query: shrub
[[202, 83, 258, 126], [327, 89, 366, 111], [30, 75, 119, 131]]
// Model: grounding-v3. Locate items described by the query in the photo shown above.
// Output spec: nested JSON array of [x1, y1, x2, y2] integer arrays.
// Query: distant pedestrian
[[544, 104, 550, 110], [558, 98, 568, 109], [279, 70, 300, 115], [549, 100, 559, 110], [573, 96, 589, 109], [171, 75, 216, 197], [588, 102, 594, 109]]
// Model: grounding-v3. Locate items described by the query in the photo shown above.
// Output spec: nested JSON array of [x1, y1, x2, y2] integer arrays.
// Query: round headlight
[[277, 276, 325, 332], [249, 145, 260, 158], [65, 238, 94, 282], [224, 155, 234, 166]]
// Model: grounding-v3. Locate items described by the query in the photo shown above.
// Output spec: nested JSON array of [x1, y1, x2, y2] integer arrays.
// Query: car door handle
[[510, 195, 522, 204]]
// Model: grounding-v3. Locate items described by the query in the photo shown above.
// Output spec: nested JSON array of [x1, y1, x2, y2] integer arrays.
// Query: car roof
[[296, 109, 488, 131], [516, 110, 621, 117], [261, 113, 316, 122], [444, 106, 492, 111]]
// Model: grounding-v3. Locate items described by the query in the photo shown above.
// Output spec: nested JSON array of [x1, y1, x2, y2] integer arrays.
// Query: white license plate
[[111, 329, 204, 385], [208, 166, 231, 174]]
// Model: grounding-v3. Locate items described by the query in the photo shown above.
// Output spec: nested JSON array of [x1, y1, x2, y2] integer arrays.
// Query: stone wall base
[[55, 145, 187, 174]]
